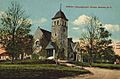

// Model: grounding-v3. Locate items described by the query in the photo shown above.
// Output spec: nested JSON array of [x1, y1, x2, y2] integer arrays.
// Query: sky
[[0, 0, 120, 42]]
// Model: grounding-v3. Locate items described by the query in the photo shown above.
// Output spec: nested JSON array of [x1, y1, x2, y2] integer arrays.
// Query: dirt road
[[62, 67, 120, 79]]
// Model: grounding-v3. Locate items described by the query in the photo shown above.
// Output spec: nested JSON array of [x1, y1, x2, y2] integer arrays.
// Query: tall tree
[[81, 16, 115, 64], [81, 16, 101, 65], [0, 1, 32, 62], [96, 27, 115, 63]]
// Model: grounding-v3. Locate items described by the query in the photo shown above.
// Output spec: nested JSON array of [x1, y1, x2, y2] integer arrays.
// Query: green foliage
[[115, 55, 120, 60], [72, 61, 120, 69], [31, 54, 39, 60], [0, 59, 56, 64], [69, 61, 91, 67], [38, 50, 47, 58], [96, 27, 115, 63], [82, 52, 90, 62], [0, 64, 90, 79], [54, 38, 66, 60], [0, 1, 32, 61], [92, 63, 120, 69], [80, 16, 115, 64]]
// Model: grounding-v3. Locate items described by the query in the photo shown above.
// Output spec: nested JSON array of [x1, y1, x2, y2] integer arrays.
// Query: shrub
[[94, 60, 114, 64], [14, 59, 56, 64], [0, 59, 56, 64], [31, 54, 39, 60]]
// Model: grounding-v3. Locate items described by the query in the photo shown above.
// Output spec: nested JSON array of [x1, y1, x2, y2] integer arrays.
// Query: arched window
[[57, 20, 59, 25], [64, 21, 66, 26], [54, 21, 56, 25], [35, 40, 40, 47], [63, 28, 65, 32], [62, 20, 64, 26], [55, 33, 57, 36]]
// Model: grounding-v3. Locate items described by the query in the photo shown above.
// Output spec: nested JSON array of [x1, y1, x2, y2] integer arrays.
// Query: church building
[[33, 8, 76, 60]]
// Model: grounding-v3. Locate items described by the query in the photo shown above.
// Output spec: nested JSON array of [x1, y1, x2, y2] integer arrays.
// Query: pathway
[[59, 61, 120, 79], [67, 67, 120, 79]]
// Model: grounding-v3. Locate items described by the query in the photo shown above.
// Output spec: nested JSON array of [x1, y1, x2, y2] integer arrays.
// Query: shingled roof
[[40, 28, 51, 42], [52, 10, 68, 21], [0, 48, 9, 56], [39, 28, 51, 48]]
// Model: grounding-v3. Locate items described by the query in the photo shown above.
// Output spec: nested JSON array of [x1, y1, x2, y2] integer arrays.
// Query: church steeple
[[52, 4, 68, 21], [60, 3, 62, 11], [51, 5, 68, 59]]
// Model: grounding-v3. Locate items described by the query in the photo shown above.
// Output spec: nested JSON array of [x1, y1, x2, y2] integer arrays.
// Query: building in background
[[112, 41, 120, 56], [0, 47, 10, 60]]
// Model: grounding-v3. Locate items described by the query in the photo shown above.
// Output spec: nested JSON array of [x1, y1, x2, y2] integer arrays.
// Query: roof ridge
[[38, 27, 51, 33], [52, 10, 68, 21]]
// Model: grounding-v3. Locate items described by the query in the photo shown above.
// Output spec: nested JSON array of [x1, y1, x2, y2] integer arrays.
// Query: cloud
[[32, 17, 47, 25], [72, 27, 79, 30], [72, 15, 91, 26], [0, 11, 2, 17], [71, 14, 120, 42], [103, 24, 120, 32], [81, 28, 87, 33], [72, 14, 120, 32]]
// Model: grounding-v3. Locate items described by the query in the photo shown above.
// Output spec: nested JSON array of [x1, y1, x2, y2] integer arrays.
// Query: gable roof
[[39, 28, 51, 42], [45, 42, 54, 49], [73, 42, 80, 51], [0, 53, 9, 56]]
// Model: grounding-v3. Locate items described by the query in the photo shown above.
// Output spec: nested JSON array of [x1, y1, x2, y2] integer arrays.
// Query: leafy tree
[[17, 34, 33, 60], [96, 27, 115, 63], [81, 16, 115, 64], [0, 1, 32, 62], [81, 16, 101, 65]]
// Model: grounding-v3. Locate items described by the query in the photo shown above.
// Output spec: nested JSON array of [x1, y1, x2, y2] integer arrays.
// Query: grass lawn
[[92, 63, 120, 69], [71, 61, 120, 69], [0, 64, 90, 79]]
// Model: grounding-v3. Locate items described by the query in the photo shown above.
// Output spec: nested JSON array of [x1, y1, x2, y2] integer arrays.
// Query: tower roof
[[52, 10, 68, 21]]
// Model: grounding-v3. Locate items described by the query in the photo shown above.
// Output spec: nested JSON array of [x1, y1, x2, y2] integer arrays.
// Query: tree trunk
[[11, 28, 15, 63], [20, 53, 24, 60], [11, 54, 14, 63]]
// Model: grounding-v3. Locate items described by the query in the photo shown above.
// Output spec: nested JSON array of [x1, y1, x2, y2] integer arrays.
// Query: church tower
[[51, 7, 68, 59]]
